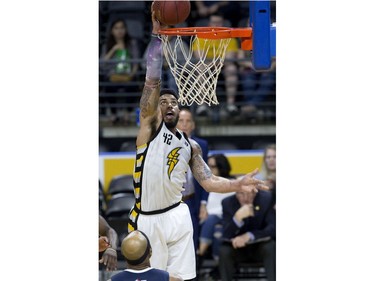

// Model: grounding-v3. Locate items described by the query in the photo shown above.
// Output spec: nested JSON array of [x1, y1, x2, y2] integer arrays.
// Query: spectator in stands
[[100, 18, 141, 124], [196, 154, 235, 277], [99, 180, 106, 217], [192, 13, 240, 116], [256, 144, 276, 186], [219, 189, 276, 281], [238, 47, 276, 120], [194, 1, 240, 27], [99, 215, 118, 271], [195, 1, 228, 18], [257, 144, 276, 208], [176, 108, 209, 254]]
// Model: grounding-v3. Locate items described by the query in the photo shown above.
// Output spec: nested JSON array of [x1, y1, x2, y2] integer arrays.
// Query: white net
[[160, 34, 231, 106]]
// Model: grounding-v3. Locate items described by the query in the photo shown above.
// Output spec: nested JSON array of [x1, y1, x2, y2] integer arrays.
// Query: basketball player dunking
[[127, 4, 268, 280]]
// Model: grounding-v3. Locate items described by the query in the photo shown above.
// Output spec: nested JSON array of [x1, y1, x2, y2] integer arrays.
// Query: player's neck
[[165, 123, 177, 135], [128, 262, 151, 271]]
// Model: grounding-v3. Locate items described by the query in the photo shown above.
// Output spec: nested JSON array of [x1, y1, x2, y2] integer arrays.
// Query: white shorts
[[136, 202, 196, 280]]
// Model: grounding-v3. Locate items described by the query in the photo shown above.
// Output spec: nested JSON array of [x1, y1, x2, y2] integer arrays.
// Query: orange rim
[[158, 26, 252, 40]]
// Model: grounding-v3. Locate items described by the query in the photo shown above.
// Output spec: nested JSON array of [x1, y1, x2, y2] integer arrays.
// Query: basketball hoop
[[158, 27, 253, 106]]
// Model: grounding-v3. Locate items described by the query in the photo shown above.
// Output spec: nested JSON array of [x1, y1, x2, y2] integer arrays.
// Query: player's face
[[159, 94, 180, 128], [177, 110, 195, 136], [265, 148, 276, 171]]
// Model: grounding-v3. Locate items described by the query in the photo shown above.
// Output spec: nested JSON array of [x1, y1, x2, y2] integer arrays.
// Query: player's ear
[[149, 247, 153, 258]]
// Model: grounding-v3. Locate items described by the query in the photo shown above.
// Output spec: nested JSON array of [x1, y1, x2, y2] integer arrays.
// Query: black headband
[[160, 88, 179, 100], [126, 230, 151, 265]]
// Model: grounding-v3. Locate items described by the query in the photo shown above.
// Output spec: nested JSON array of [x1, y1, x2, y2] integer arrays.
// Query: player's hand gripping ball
[[152, 0, 191, 26]]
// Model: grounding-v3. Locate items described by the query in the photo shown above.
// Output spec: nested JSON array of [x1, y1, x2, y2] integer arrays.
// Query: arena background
[[2, 1, 375, 281]]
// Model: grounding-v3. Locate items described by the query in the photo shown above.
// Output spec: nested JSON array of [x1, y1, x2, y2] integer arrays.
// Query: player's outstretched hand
[[239, 168, 269, 193], [99, 247, 117, 271]]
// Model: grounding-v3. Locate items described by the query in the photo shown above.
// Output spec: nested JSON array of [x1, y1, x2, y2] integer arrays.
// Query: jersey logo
[[167, 147, 182, 179]]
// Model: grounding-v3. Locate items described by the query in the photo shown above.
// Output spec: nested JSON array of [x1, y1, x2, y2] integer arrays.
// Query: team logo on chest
[[167, 147, 182, 179]]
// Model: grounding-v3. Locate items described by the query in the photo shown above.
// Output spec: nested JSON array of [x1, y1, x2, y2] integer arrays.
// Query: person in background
[[100, 18, 140, 124], [177, 108, 209, 255], [99, 215, 119, 271], [256, 144, 276, 185], [196, 154, 235, 277], [192, 13, 240, 117], [107, 230, 183, 281], [257, 144, 276, 209], [195, 1, 229, 18], [194, 1, 240, 27], [99, 180, 106, 217], [219, 189, 276, 281], [237, 47, 276, 121]]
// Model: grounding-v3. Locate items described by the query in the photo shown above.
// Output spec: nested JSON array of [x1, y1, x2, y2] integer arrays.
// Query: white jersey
[[133, 122, 192, 212], [127, 122, 196, 279]]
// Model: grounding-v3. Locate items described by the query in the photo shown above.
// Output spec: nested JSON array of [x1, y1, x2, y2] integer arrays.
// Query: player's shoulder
[[189, 137, 199, 149], [192, 135, 208, 146]]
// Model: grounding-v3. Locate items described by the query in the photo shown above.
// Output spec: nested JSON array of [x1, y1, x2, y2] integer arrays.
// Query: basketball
[[152, 0, 191, 26]]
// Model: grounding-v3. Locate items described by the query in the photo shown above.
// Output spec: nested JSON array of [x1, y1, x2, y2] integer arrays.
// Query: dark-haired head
[[160, 88, 179, 100], [208, 154, 232, 178], [106, 18, 130, 52]]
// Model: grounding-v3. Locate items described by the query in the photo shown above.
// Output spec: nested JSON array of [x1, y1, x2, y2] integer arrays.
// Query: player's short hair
[[160, 89, 179, 100]]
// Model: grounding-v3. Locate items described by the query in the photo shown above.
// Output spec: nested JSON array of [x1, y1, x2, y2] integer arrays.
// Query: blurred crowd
[[99, 1, 276, 126]]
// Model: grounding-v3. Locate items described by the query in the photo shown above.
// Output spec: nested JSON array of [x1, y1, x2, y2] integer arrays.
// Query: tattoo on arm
[[140, 86, 153, 119], [190, 142, 212, 183], [140, 81, 160, 119]]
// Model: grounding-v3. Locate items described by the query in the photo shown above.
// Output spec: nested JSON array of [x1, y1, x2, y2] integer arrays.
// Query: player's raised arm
[[137, 7, 164, 146], [189, 139, 269, 193]]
